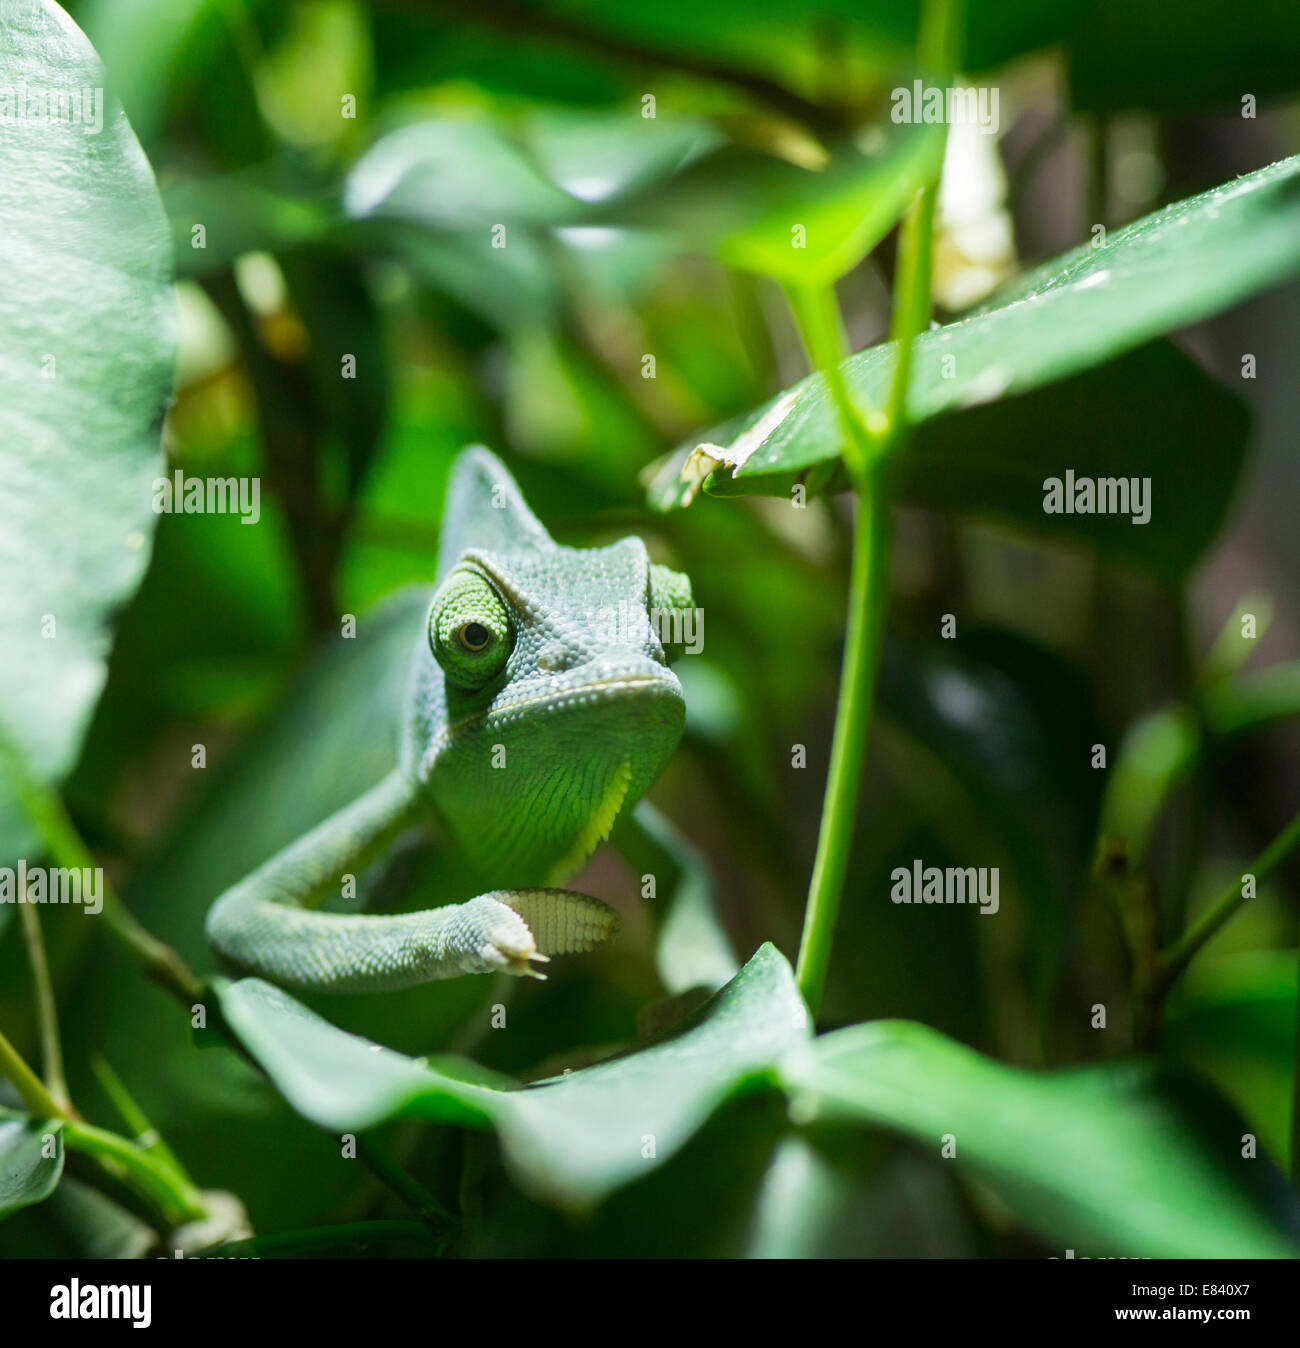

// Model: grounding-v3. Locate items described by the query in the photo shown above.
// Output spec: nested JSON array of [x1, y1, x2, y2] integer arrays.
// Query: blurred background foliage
[[3, 0, 1300, 1257]]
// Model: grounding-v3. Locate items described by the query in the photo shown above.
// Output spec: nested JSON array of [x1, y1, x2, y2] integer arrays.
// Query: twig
[[18, 899, 70, 1112], [355, 1133, 457, 1238], [0, 1024, 66, 1120], [1158, 813, 1300, 992]]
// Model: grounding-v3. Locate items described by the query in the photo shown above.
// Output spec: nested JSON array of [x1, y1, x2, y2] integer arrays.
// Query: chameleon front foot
[[464, 890, 620, 980]]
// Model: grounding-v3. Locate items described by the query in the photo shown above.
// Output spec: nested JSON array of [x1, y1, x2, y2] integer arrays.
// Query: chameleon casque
[[206, 446, 695, 993]]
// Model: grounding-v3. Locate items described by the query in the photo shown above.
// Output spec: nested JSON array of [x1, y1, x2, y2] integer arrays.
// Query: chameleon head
[[405, 448, 690, 889]]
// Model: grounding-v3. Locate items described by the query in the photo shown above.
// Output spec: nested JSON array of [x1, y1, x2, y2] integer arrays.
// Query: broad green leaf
[[0, 1115, 64, 1219], [491, 943, 806, 1208], [781, 1021, 1298, 1257], [1101, 704, 1200, 860], [487, 1, 1083, 96], [1103, 662, 1300, 859], [1070, 0, 1300, 113], [649, 156, 1300, 563], [654, 342, 1246, 581], [358, 215, 562, 332], [1165, 952, 1298, 1173], [0, 1175, 153, 1257], [341, 119, 584, 330], [213, 977, 502, 1132], [744, 1134, 975, 1258], [0, 0, 174, 861], [878, 631, 1102, 1016], [80, 0, 218, 147], [215, 944, 809, 1208], [629, 801, 739, 996], [608, 120, 944, 285], [345, 119, 580, 229], [1203, 662, 1300, 738], [521, 108, 719, 205], [369, 7, 628, 107]]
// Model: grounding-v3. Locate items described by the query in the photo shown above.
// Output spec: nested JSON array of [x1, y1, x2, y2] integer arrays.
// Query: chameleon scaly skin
[[206, 446, 691, 992]]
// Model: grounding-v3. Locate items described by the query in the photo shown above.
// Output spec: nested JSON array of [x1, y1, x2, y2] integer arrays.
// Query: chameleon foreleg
[[206, 770, 618, 994]]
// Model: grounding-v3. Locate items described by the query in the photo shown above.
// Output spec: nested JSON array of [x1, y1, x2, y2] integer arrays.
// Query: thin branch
[[1158, 813, 1300, 992], [355, 1132, 457, 1238], [18, 899, 70, 1112], [0, 727, 205, 1007], [0, 1023, 66, 1120]]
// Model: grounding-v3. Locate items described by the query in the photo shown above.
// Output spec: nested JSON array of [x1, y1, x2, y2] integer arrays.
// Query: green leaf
[[608, 120, 944, 285], [213, 977, 502, 1132], [345, 119, 581, 230], [656, 342, 1246, 580], [878, 631, 1102, 1014], [215, 944, 809, 1208], [79, 0, 219, 147], [522, 107, 720, 205], [781, 1021, 1298, 1257], [888, 344, 1246, 582], [0, 1175, 153, 1257], [649, 155, 1300, 564], [1203, 662, 1300, 738], [481, 1, 1083, 97], [0, 1116, 64, 1219], [1165, 951, 1298, 1174], [1070, 0, 1300, 113], [0, 0, 174, 860]]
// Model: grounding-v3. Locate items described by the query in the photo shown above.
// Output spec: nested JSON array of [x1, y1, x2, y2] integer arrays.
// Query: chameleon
[[205, 446, 697, 994]]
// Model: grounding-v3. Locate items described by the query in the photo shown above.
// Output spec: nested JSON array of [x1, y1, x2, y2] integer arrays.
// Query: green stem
[[354, 1133, 457, 1234], [63, 1120, 207, 1227], [882, 0, 961, 442], [2, 1022, 208, 1232], [1129, 812, 1300, 1051], [791, 0, 960, 1018], [0, 1023, 66, 1120], [783, 281, 881, 475], [18, 899, 70, 1111], [883, 183, 940, 437], [794, 472, 892, 1014], [0, 729, 205, 1006], [92, 1057, 193, 1187], [1158, 812, 1300, 991]]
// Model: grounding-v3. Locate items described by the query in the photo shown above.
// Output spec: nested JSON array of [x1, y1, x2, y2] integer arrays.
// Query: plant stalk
[[1133, 812, 1300, 1050], [0, 727, 205, 1007], [0, 1023, 66, 1120], [19, 898, 70, 1111], [62, 1120, 207, 1227], [1159, 812, 1300, 989], [794, 473, 891, 1014], [792, 0, 960, 1017]]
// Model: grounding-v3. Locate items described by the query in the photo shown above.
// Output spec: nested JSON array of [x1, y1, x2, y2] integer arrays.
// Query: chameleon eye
[[647, 563, 694, 665], [458, 622, 491, 653], [429, 570, 513, 689]]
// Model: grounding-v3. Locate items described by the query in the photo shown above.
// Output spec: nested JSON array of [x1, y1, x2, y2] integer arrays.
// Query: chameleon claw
[[502, 948, 548, 980], [488, 933, 550, 979]]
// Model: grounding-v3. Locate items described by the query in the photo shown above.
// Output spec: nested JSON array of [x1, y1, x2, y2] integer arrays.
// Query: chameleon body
[[206, 447, 690, 993]]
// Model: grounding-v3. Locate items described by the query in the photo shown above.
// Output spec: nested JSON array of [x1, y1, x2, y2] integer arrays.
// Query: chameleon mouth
[[545, 757, 634, 886], [425, 673, 681, 768]]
